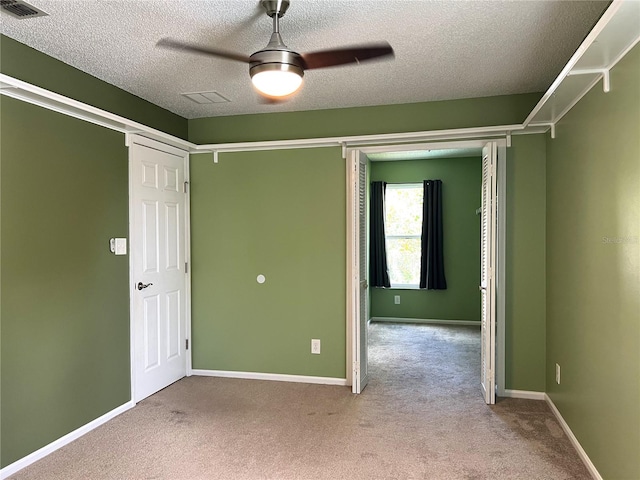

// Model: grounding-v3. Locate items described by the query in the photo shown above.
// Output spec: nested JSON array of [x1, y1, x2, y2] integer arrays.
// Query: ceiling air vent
[[181, 91, 230, 105], [0, 0, 48, 19]]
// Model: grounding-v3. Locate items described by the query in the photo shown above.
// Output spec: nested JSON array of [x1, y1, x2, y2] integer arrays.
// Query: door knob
[[137, 282, 153, 290]]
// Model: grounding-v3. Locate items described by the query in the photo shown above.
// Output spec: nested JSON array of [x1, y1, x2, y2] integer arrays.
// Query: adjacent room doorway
[[346, 139, 506, 404]]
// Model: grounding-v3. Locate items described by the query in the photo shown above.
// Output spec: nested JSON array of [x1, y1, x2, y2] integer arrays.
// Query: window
[[384, 184, 423, 287]]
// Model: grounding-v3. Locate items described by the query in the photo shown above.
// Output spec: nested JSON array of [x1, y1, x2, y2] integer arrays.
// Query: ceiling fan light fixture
[[156, 0, 394, 103], [250, 63, 303, 97]]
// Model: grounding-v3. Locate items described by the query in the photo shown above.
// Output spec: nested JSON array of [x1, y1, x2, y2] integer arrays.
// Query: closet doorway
[[346, 139, 506, 404]]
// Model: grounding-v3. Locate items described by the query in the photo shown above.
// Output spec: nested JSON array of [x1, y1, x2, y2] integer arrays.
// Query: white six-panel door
[[130, 137, 188, 402], [480, 142, 497, 404]]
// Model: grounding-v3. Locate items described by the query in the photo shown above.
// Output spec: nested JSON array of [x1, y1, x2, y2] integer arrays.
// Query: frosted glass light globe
[[251, 69, 303, 97]]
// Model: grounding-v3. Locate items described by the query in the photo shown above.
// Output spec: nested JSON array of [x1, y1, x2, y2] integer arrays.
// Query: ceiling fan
[[156, 0, 394, 99]]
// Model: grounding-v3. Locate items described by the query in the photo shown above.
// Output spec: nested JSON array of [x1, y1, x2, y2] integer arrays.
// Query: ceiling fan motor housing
[[249, 48, 305, 80], [250, 0, 303, 80]]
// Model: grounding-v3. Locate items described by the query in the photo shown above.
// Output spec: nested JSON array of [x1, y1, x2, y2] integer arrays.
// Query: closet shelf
[[524, 0, 640, 135]]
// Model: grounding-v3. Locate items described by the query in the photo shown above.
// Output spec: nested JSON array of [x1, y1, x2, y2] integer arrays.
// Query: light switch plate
[[115, 238, 127, 255], [110, 238, 127, 255]]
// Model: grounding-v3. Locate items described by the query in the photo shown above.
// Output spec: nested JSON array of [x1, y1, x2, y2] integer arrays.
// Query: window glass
[[385, 184, 423, 286]]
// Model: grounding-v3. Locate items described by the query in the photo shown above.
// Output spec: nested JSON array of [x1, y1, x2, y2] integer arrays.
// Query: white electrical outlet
[[556, 363, 561, 384], [311, 339, 321, 354], [394, 295, 401, 305]]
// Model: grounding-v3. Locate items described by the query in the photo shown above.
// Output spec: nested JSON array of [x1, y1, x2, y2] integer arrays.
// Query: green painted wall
[[546, 43, 640, 480], [369, 157, 482, 321], [0, 97, 131, 467], [188, 93, 541, 143], [190, 148, 346, 378], [0, 37, 550, 468], [189, 94, 547, 391], [0, 35, 188, 139], [505, 134, 547, 392]]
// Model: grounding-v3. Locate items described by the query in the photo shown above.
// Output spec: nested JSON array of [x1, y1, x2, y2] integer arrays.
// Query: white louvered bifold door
[[480, 142, 497, 405], [357, 152, 369, 393], [353, 152, 369, 393]]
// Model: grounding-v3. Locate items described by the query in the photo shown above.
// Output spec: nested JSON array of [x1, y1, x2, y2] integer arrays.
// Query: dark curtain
[[419, 180, 447, 289], [370, 181, 391, 288]]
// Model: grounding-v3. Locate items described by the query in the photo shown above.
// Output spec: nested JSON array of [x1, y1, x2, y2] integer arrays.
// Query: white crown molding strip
[[0, 401, 135, 480], [545, 394, 603, 480], [192, 369, 348, 386], [371, 317, 481, 327], [502, 389, 546, 401]]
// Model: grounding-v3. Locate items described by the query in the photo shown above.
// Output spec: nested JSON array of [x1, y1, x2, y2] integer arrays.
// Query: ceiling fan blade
[[156, 38, 251, 63], [301, 42, 394, 70]]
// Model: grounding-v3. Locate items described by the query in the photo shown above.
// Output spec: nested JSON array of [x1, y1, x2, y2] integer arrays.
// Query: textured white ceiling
[[1, 0, 609, 119]]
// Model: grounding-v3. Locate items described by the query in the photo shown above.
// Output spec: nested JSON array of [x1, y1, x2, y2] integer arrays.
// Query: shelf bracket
[[568, 68, 611, 93], [602, 69, 611, 93], [213, 150, 219, 164], [550, 123, 556, 140]]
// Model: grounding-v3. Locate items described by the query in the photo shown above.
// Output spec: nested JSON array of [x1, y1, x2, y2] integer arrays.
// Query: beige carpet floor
[[9, 323, 591, 479]]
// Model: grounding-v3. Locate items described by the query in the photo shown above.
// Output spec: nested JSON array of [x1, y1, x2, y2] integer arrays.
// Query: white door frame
[[345, 138, 507, 397], [126, 134, 192, 404]]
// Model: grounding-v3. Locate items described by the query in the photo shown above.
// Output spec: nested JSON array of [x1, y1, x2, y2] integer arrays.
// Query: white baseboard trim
[[371, 317, 480, 327], [545, 394, 602, 480], [0, 400, 135, 480], [502, 389, 546, 400], [192, 369, 349, 386]]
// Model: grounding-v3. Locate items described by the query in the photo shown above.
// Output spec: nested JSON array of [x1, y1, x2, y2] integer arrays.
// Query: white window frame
[[384, 182, 423, 289]]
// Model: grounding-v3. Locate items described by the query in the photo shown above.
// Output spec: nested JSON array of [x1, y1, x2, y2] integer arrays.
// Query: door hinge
[[185, 262, 189, 274], [184, 181, 189, 193], [186, 339, 189, 350]]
